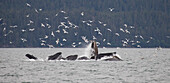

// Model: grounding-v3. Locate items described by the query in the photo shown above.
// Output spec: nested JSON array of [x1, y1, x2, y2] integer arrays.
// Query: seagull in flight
[[56, 30, 60, 33], [81, 12, 84, 16], [115, 33, 120, 36], [63, 29, 68, 34], [41, 23, 45, 27], [34, 8, 39, 13], [26, 3, 31, 7], [56, 39, 59, 45], [120, 28, 125, 32], [107, 28, 112, 32], [29, 28, 35, 32], [124, 24, 127, 28], [63, 38, 67, 42], [51, 31, 55, 37], [109, 8, 114, 11], [21, 38, 27, 42]]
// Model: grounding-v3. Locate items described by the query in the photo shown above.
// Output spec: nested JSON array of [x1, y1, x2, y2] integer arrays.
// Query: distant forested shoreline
[[0, 0, 170, 48]]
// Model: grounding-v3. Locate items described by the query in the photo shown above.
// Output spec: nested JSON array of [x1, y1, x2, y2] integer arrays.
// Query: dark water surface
[[0, 48, 170, 83]]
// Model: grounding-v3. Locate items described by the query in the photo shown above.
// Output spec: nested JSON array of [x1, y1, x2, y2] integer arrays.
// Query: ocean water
[[0, 48, 169, 83]]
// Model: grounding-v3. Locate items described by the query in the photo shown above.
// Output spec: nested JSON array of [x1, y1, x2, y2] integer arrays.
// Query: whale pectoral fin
[[25, 54, 38, 60]]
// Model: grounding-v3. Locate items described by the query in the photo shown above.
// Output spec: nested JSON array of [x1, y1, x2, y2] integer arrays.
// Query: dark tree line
[[0, 0, 170, 48]]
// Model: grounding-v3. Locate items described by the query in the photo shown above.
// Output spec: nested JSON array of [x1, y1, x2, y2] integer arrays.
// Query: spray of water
[[85, 42, 92, 58]]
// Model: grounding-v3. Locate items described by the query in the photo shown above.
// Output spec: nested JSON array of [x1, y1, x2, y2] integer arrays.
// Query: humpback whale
[[25, 54, 38, 60], [65, 55, 78, 60], [25, 41, 122, 61], [77, 40, 122, 61], [25, 52, 78, 61], [91, 41, 122, 61], [98, 52, 122, 61], [77, 40, 98, 60], [91, 40, 98, 60], [48, 52, 62, 60], [78, 56, 90, 60], [25, 52, 62, 60], [97, 52, 117, 59]]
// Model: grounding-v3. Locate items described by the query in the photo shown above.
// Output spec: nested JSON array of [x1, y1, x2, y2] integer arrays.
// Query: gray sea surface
[[0, 48, 170, 83]]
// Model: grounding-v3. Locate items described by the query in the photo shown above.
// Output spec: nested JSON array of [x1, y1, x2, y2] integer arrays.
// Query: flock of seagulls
[[0, 2, 169, 48]]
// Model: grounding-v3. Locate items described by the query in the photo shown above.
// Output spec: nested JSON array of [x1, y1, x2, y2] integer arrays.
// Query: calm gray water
[[0, 48, 170, 83]]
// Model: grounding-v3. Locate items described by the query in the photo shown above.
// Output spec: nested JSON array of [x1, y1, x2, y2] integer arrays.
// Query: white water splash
[[79, 42, 92, 58]]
